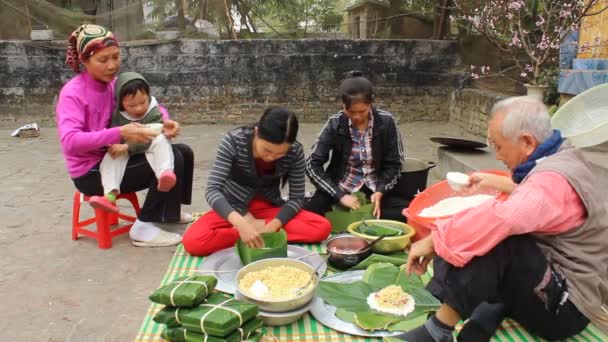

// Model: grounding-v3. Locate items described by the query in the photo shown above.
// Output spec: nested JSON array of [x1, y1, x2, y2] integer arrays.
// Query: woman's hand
[[467, 173, 516, 194], [229, 212, 264, 248], [340, 194, 361, 210], [120, 123, 158, 144], [370, 192, 383, 218], [163, 119, 181, 139], [405, 235, 435, 275], [236, 221, 264, 248], [108, 144, 129, 158], [263, 218, 282, 233]]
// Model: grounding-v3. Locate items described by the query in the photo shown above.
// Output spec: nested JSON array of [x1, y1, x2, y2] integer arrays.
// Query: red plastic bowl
[[403, 169, 511, 241]]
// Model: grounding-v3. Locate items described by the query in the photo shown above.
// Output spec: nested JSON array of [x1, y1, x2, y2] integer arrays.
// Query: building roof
[[345, 0, 391, 11]]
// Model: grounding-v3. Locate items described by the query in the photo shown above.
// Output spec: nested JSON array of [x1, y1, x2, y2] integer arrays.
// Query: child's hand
[[108, 144, 129, 158], [163, 119, 181, 139]]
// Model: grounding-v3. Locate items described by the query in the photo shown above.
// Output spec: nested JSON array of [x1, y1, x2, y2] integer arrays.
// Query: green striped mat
[[134, 229, 606, 341]]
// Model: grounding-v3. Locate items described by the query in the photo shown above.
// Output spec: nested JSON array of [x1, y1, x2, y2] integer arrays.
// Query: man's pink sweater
[[432, 171, 587, 267]]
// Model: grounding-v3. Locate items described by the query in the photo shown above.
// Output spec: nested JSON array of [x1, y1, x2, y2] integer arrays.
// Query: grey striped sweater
[[205, 126, 306, 223]]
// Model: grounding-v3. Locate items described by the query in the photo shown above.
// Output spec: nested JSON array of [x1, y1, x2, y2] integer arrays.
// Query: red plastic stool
[[72, 191, 141, 249]]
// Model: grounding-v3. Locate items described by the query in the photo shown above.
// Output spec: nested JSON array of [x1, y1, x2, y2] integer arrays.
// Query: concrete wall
[[0, 39, 463, 126], [449, 88, 507, 138]]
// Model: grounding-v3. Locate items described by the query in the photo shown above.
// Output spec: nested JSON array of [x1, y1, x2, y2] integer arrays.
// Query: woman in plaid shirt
[[304, 71, 407, 221]]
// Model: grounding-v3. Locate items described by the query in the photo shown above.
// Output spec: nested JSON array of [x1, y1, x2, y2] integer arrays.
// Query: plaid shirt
[[339, 113, 377, 193]]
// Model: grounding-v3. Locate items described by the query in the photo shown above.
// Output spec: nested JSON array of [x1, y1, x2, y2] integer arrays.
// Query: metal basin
[[325, 234, 371, 270], [235, 258, 319, 313]]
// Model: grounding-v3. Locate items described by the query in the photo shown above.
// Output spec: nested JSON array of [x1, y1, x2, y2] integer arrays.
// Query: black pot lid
[[430, 137, 487, 149]]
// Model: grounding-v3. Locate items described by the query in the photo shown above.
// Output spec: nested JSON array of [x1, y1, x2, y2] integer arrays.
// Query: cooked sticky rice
[[367, 285, 416, 316], [239, 265, 313, 301]]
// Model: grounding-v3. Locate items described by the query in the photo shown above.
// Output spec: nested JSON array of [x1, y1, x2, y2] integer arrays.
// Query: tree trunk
[[433, 0, 450, 39], [176, 0, 186, 32], [202, 0, 209, 21]]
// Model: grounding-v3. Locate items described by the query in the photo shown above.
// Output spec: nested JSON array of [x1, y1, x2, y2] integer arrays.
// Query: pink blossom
[[536, 16, 545, 27]]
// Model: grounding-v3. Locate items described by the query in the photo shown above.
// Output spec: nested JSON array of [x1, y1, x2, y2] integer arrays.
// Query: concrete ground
[[0, 121, 480, 341]]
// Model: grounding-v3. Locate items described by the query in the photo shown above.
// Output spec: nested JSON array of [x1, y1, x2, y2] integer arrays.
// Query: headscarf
[[65, 24, 118, 73]]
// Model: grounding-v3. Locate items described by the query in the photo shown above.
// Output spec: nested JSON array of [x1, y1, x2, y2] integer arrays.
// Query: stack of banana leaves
[[317, 263, 440, 332]]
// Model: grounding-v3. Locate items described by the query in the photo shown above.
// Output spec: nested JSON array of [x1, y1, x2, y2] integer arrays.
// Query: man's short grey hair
[[490, 96, 553, 143]]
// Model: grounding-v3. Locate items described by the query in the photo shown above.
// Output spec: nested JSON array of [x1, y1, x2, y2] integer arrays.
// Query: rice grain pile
[[419, 194, 494, 217], [239, 265, 312, 301]]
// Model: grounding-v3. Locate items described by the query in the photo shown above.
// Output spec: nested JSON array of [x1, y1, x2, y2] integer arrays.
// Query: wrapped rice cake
[[178, 293, 259, 337], [367, 285, 416, 316], [161, 317, 263, 342], [153, 306, 187, 328], [149, 275, 217, 307]]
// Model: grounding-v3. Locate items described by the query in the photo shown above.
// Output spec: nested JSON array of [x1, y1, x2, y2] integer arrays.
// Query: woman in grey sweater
[[183, 107, 331, 256]]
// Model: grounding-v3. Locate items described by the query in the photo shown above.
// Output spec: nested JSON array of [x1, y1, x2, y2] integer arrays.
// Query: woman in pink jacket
[[56, 25, 193, 247]]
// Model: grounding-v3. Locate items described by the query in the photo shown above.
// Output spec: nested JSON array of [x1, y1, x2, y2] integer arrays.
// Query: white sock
[[129, 219, 163, 242]]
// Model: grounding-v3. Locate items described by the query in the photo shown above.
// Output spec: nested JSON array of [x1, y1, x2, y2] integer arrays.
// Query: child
[[88, 72, 176, 212]]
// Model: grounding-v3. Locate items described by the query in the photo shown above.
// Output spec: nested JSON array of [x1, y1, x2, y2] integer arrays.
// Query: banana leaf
[[236, 230, 287, 265], [355, 221, 404, 237], [325, 192, 374, 233], [348, 253, 407, 270], [317, 263, 440, 332], [149, 275, 218, 307], [153, 306, 188, 328], [316, 280, 373, 312], [161, 317, 263, 342], [178, 293, 259, 337], [353, 312, 402, 331], [363, 262, 402, 290]]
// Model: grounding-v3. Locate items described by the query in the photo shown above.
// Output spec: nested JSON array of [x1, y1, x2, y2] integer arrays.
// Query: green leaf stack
[[236, 230, 287, 265], [317, 263, 440, 332], [355, 221, 404, 237], [325, 192, 374, 233]]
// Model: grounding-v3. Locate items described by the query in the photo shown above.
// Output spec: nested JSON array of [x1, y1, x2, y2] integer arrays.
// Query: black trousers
[[428, 235, 588, 341], [303, 186, 410, 222], [72, 144, 194, 223]]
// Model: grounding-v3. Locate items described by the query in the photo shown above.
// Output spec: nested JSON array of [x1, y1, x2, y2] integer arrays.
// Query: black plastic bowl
[[325, 235, 371, 270]]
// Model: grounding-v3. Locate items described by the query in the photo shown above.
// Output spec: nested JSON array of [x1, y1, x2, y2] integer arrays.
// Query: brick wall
[[0, 39, 463, 127], [449, 88, 507, 137]]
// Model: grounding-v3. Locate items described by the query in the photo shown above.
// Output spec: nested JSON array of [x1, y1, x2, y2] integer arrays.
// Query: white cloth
[[99, 134, 174, 194]]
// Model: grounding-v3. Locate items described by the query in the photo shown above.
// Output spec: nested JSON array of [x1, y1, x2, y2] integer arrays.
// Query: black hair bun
[[345, 70, 364, 78]]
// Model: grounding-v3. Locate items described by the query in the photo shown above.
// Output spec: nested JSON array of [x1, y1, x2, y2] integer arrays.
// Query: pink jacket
[[56, 71, 169, 178]]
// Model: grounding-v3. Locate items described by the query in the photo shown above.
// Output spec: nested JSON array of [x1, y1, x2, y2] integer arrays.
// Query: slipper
[[157, 170, 177, 192], [131, 230, 182, 247], [89, 195, 119, 213], [179, 212, 194, 224]]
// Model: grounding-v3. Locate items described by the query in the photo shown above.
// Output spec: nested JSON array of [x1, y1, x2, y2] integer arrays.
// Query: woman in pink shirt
[[56, 25, 194, 247]]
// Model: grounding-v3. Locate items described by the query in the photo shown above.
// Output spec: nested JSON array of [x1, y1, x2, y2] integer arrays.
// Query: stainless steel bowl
[[236, 290, 312, 326], [325, 234, 372, 270], [235, 258, 319, 313]]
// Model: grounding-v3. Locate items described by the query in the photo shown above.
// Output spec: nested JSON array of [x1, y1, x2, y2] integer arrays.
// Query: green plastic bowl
[[347, 219, 415, 253]]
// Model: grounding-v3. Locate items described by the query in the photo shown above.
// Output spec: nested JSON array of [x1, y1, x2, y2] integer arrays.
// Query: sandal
[[89, 195, 119, 213]]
